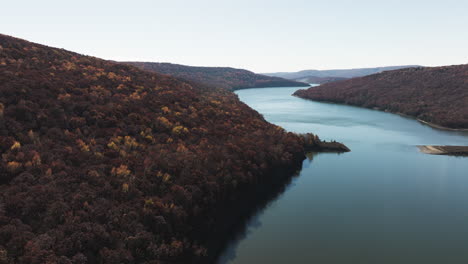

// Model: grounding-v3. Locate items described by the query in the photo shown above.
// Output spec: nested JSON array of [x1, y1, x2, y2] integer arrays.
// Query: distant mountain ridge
[[294, 64, 468, 129], [294, 76, 348, 84], [124, 62, 309, 90], [264, 65, 421, 84]]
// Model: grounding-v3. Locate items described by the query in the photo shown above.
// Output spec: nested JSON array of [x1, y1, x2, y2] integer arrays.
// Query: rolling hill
[[0, 34, 310, 263], [294, 65, 468, 129], [124, 62, 309, 90]]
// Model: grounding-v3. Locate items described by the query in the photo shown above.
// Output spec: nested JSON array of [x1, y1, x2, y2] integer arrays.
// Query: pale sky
[[2, 0, 467, 72]]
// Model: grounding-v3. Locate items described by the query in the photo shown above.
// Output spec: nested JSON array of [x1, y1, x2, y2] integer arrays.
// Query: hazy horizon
[[2, 0, 468, 73]]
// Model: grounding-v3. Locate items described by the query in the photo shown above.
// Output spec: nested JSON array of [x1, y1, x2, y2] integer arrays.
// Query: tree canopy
[[0, 34, 305, 263]]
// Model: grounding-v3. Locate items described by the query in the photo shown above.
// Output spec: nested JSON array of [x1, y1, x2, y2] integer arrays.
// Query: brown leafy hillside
[[124, 62, 308, 91], [294, 65, 468, 129], [0, 34, 307, 263]]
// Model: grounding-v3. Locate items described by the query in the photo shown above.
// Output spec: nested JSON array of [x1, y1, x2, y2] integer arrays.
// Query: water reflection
[[216, 159, 310, 264]]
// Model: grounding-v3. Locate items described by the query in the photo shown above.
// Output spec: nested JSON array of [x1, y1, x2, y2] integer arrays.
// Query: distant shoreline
[[392, 110, 468, 132], [389, 111, 468, 132], [416, 119, 468, 132], [292, 93, 468, 132], [359, 106, 468, 132]]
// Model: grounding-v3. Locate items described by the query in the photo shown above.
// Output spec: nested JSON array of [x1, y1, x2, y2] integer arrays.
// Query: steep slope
[[294, 65, 468, 129], [0, 34, 307, 263], [264, 65, 420, 83], [124, 62, 309, 90]]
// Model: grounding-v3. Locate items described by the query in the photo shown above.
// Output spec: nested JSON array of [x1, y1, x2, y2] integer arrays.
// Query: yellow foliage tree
[[10, 141, 21, 150], [123, 136, 139, 150], [77, 139, 90, 152], [158, 117, 173, 129], [107, 72, 117, 80], [172, 126, 189, 135], [6, 161, 21, 173], [111, 165, 131, 178], [161, 106, 170, 114], [140, 129, 154, 143]]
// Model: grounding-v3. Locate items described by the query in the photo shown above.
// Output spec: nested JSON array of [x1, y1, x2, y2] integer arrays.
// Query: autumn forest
[[0, 34, 316, 263], [3, 0, 468, 263]]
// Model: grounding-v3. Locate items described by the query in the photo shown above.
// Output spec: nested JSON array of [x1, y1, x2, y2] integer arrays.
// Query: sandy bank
[[418, 145, 468, 156]]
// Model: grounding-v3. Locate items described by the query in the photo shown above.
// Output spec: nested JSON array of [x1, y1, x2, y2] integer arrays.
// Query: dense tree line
[[0, 34, 308, 263], [294, 65, 468, 129], [124, 62, 308, 91]]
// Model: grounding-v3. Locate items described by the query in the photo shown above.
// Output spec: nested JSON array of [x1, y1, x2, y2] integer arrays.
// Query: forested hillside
[[0, 34, 307, 263], [124, 62, 308, 90], [294, 65, 468, 129]]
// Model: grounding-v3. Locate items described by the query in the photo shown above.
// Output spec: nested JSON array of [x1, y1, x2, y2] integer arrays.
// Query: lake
[[217, 86, 468, 264]]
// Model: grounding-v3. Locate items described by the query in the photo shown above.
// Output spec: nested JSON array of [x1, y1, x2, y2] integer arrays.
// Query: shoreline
[[292, 92, 468, 132], [416, 119, 468, 132], [388, 110, 468, 132], [204, 135, 349, 263], [202, 153, 305, 264]]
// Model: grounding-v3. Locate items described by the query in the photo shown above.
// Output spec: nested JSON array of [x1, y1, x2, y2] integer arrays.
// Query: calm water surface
[[217, 86, 468, 264]]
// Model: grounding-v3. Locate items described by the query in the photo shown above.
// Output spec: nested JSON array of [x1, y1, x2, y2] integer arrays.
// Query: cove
[[216, 86, 468, 264]]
